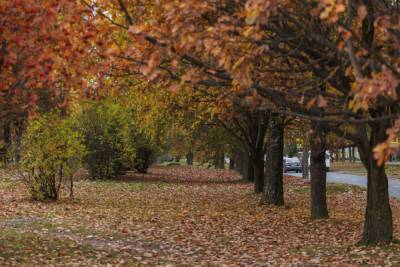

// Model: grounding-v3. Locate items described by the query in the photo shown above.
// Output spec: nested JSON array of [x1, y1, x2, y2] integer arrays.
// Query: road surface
[[286, 171, 400, 198]]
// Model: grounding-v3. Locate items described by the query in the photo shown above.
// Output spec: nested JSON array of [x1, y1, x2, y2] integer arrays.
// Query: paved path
[[286, 171, 400, 198]]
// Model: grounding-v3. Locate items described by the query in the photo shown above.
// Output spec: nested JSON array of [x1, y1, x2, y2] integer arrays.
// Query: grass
[[331, 161, 400, 179], [1, 165, 400, 265]]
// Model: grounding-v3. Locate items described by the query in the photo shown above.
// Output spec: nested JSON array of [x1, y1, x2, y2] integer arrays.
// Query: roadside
[[330, 161, 400, 180], [286, 171, 400, 198]]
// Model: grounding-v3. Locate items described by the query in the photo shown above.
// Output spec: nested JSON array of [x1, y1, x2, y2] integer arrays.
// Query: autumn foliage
[[1, 0, 400, 255]]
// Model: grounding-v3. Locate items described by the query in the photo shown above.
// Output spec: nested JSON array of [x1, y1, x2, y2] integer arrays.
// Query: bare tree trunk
[[261, 116, 284, 205], [229, 157, 235, 170], [69, 175, 74, 199], [362, 161, 392, 243], [186, 151, 194, 165], [355, 122, 393, 244], [243, 152, 254, 182], [1, 121, 11, 164], [302, 135, 310, 180], [235, 151, 243, 174], [214, 149, 225, 169], [12, 120, 25, 164], [252, 151, 264, 193], [341, 147, 346, 161], [309, 127, 328, 219]]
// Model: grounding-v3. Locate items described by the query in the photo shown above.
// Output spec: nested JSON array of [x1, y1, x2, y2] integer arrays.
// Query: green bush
[[20, 113, 85, 201], [76, 102, 125, 178], [131, 134, 154, 173], [75, 100, 158, 177]]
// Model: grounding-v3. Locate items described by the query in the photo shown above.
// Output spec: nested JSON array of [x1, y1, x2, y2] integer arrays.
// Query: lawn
[[1, 165, 400, 266], [331, 161, 400, 179]]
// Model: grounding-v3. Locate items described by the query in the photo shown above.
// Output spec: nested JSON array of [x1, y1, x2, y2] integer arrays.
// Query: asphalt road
[[286, 171, 400, 198]]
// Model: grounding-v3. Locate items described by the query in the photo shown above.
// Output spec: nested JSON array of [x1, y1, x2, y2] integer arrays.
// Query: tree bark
[[362, 161, 393, 244], [186, 151, 194, 165], [309, 127, 328, 219], [354, 121, 393, 244], [69, 175, 74, 199], [214, 149, 225, 169], [341, 147, 346, 161], [1, 122, 11, 163], [261, 116, 284, 205], [243, 152, 254, 182], [229, 157, 235, 170], [252, 151, 264, 193], [235, 151, 243, 174], [302, 135, 310, 180]]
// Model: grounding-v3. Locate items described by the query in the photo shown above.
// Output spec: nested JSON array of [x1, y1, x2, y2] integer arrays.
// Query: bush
[[121, 114, 155, 174], [77, 102, 125, 178], [20, 113, 85, 201], [75, 100, 158, 177], [133, 144, 153, 173], [76, 101, 136, 178]]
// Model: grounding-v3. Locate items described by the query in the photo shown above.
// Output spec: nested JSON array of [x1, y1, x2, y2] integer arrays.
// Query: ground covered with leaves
[[1, 166, 400, 266]]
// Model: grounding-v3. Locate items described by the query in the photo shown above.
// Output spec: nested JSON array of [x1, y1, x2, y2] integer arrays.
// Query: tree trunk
[[261, 116, 284, 205], [235, 151, 243, 174], [243, 152, 254, 182], [214, 149, 225, 169], [10, 120, 25, 164], [362, 158, 393, 244], [69, 175, 74, 199], [356, 122, 393, 244], [186, 151, 194, 165], [349, 147, 354, 163], [252, 153, 264, 193], [1, 122, 11, 163], [302, 135, 310, 180], [309, 127, 328, 219], [229, 157, 235, 170]]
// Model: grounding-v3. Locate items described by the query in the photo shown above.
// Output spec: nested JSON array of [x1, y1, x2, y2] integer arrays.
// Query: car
[[283, 157, 302, 173]]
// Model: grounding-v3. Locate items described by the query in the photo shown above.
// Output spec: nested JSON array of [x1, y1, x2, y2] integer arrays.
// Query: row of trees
[[1, 0, 399, 244], [84, 0, 398, 244]]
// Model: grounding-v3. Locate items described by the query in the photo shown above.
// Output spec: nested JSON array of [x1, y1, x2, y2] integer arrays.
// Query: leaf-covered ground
[[1, 165, 400, 266]]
